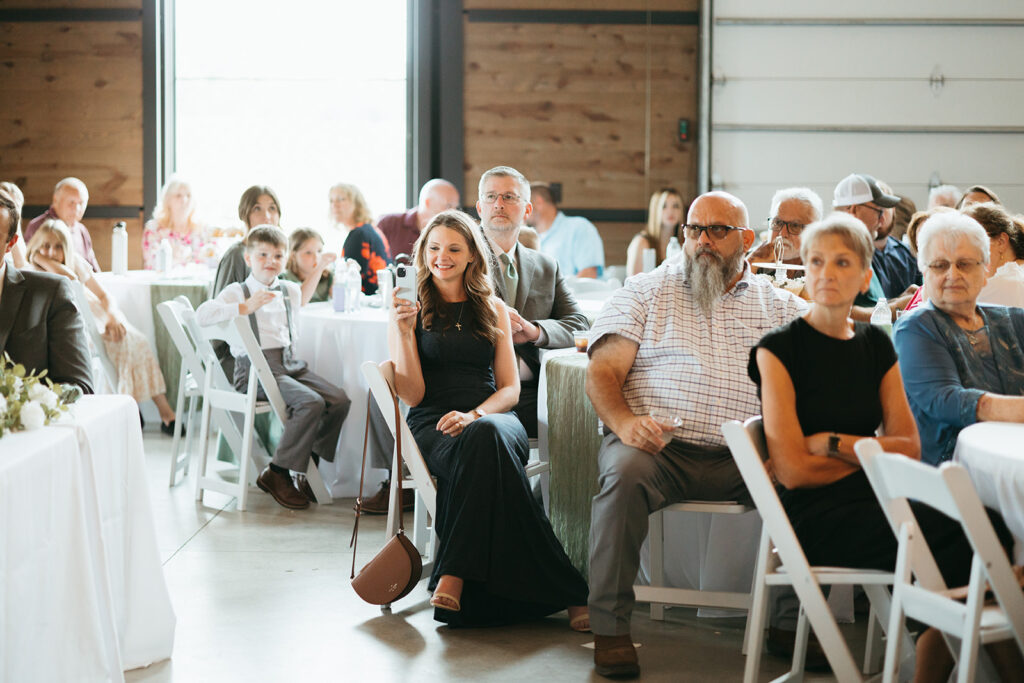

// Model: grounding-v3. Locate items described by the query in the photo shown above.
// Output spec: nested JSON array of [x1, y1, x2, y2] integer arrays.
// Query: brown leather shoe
[[293, 474, 316, 503], [356, 480, 414, 515], [594, 634, 640, 679], [257, 468, 310, 510]]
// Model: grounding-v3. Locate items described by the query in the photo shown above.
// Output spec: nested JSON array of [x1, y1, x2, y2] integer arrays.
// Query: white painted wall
[[709, 1, 1024, 224]]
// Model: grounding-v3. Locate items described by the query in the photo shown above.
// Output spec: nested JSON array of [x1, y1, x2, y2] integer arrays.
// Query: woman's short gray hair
[[799, 212, 875, 268], [916, 212, 990, 272]]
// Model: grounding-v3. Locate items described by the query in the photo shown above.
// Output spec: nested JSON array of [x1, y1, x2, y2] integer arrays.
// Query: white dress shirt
[[196, 274, 302, 357]]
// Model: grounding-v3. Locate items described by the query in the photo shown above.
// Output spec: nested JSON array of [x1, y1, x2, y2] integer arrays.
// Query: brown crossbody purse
[[350, 388, 422, 605]]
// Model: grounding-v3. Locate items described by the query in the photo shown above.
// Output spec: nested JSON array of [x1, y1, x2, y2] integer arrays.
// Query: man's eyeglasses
[[682, 224, 743, 241], [857, 205, 884, 221], [925, 259, 984, 275], [480, 192, 522, 205], [768, 217, 807, 235]]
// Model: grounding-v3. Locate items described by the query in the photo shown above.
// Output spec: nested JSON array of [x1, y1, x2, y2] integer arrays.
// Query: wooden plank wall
[[463, 0, 699, 266], [0, 0, 144, 269]]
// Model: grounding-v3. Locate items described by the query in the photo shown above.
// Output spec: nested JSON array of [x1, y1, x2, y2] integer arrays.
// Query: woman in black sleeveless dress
[[388, 209, 589, 629]]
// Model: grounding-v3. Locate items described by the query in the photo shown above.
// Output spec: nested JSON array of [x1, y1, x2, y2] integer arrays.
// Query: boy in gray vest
[[197, 226, 350, 510]]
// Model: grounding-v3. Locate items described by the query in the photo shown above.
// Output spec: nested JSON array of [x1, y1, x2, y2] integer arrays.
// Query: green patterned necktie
[[499, 252, 518, 305]]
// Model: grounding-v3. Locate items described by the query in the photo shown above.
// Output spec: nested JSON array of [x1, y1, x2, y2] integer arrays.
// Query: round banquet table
[[94, 269, 212, 407], [953, 422, 1024, 562], [293, 302, 390, 497]]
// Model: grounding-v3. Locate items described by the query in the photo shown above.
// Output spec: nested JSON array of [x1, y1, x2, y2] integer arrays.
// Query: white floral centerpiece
[[0, 353, 81, 438]]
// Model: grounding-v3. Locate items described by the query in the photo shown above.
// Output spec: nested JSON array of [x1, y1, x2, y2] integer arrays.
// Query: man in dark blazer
[[476, 165, 588, 437], [0, 189, 93, 394]]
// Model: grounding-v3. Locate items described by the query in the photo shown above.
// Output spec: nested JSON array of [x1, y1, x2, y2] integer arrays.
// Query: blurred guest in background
[[377, 178, 460, 262], [956, 184, 1001, 209], [328, 182, 391, 294], [626, 188, 684, 276], [928, 184, 962, 210], [27, 219, 178, 431], [213, 185, 282, 297], [143, 175, 212, 269], [748, 187, 822, 277], [24, 177, 100, 271], [894, 212, 1024, 465], [528, 182, 604, 278], [282, 228, 335, 304], [962, 202, 1024, 307]]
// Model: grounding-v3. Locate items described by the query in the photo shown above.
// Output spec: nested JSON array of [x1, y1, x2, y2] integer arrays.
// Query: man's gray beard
[[683, 246, 745, 318]]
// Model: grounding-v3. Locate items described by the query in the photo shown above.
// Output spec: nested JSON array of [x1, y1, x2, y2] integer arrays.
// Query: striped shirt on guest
[[588, 261, 808, 447]]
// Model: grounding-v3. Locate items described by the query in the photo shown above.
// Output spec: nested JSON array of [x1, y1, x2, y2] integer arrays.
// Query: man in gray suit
[[0, 189, 93, 394], [476, 166, 588, 438]]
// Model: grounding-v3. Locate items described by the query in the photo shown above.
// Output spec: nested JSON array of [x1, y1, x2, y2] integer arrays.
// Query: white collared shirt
[[196, 274, 302, 357]]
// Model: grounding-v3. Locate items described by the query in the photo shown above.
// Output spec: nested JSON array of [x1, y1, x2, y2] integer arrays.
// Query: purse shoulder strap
[[350, 381, 407, 579]]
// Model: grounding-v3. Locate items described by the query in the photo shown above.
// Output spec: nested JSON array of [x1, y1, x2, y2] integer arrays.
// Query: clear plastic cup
[[573, 330, 589, 353], [650, 411, 683, 444]]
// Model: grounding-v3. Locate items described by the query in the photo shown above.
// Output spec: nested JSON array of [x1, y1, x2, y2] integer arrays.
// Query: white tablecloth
[[954, 422, 1024, 563], [0, 395, 176, 681], [94, 269, 212, 344], [293, 303, 390, 497]]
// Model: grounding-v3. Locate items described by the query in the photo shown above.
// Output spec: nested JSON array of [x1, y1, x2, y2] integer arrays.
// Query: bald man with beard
[[584, 191, 808, 678], [376, 178, 461, 261]]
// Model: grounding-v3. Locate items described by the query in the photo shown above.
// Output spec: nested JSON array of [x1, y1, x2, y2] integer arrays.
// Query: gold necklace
[[454, 301, 466, 331]]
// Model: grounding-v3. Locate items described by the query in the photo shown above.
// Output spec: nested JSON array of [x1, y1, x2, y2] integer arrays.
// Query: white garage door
[[709, 0, 1024, 222]]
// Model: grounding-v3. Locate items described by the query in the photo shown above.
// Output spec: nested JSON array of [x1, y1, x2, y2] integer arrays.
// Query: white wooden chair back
[[723, 417, 898, 683], [155, 296, 205, 486], [361, 360, 437, 523], [856, 440, 1024, 682], [70, 280, 118, 391]]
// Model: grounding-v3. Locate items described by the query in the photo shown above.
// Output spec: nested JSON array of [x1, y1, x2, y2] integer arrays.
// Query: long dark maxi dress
[[406, 303, 589, 626]]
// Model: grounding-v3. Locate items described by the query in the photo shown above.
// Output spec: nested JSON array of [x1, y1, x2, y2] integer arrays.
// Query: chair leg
[[413, 491, 429, 554], [169, 366, 188, 487], [182, 393, 198, 477], [304, 459, 332, 505], [237, 413, 257, 512], [742, 527, 771, 666], [649, 509, 665, 621], [790, 607, 809, 681], [195, 383, 214, 503]]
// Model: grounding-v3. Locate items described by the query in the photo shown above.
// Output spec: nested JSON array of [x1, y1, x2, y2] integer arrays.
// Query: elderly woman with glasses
[[893, 211, 1024, 465]]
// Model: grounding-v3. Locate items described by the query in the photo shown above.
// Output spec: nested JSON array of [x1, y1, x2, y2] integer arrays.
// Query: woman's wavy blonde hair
[[328, 182, 373, 226], [26, 218, 74, 266], [151, 175, 201, 233], [644, 188, 684, 260], [413, 209, 501, 344]]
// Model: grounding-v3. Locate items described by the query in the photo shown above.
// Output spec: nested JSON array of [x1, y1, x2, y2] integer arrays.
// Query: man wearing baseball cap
[[833, 173, 920, 309]]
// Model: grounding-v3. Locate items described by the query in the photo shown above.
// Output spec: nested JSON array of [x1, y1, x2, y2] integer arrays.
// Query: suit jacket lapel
[[514, 246, 533, 312], [0, 264, 27, 352]]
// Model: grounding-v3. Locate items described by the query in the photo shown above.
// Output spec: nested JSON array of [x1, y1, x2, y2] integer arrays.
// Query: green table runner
[[546, 353, 603, 579], [150, 281, 210, 406]]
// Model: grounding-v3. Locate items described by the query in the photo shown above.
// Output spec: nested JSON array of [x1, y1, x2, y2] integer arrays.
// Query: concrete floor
[[126, 427, 857, 682]]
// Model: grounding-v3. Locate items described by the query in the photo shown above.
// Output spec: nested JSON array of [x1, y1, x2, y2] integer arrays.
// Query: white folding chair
[[70, 280, 118, 392], [635, 500, 759, 645], [156, 297, 205, 486], [360, 360, 551, 591], [722, 417, 906, 683], [194, 316, 331, 511], [856, 439, 1024, 683]]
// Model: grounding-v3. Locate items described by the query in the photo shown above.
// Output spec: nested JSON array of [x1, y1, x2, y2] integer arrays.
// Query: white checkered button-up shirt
[[589, 261, 808, 447]]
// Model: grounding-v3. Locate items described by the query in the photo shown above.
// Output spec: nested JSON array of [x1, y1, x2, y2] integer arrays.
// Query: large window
[[175, 0, 408, 231]]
